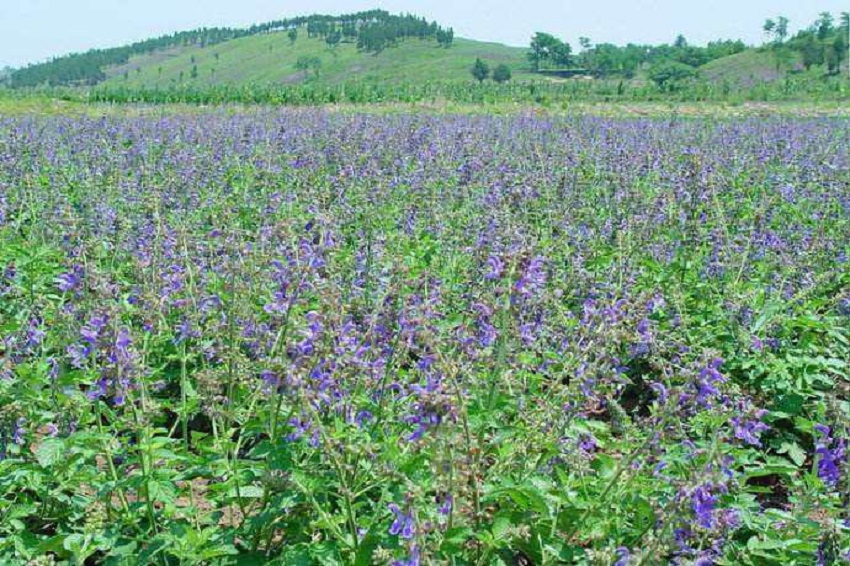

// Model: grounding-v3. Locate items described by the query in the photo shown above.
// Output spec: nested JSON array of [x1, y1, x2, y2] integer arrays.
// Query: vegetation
[[778, 12, 850, 75], [72, 74, 848, 107], [2, 8, 850, 566], [648, 60, 698, 91], [1, 107, 849, 566]]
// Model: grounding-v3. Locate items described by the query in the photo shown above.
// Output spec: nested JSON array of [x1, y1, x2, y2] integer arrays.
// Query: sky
[[2, 1, 848, 68]]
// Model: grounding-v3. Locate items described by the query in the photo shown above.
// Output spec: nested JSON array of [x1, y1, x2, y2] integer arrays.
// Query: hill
[[699, 49, 802, 86], [104, 34, 531, 88], [9, 10, 530, 89]]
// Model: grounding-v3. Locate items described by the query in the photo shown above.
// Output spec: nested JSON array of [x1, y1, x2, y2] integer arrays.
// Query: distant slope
[[9, 10, 460, 88], [105, 32, 531, 87], [699, 49, 803, 86]]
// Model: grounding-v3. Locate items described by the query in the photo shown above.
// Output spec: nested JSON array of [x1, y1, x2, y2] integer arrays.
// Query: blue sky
[[2, 1, 848, 68]]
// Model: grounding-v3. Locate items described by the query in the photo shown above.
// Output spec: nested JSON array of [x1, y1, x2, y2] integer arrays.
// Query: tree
[[529, 32, 559, 71], [827, 34, 847, 74], [295, 56, 322, 79], [326, 30, 341, 48], [436, 28, 454, 48], [763, 19, 776, 42], [471, 58, 490, 82], [648, 60, 695, 91], [528, 32, 572, 71], [492, 64, 512, 83], [800, 33, 824, 70], [552, 41, 573, 67], [288, 28, 298, 45], [674, 34, 688, 49], [817, 12, 834, 41], [843, 13, 850, 75], [776, 16, 789, 43]]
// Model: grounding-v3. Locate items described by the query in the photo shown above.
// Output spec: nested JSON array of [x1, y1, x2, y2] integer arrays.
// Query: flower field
[[1, 110, 849, 564]]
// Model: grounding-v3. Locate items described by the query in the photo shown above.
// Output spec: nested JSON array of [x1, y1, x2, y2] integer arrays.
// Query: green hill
[[9, 10, 532, 89], [699, 49, 802, 86], [105, 33, 531, 88]]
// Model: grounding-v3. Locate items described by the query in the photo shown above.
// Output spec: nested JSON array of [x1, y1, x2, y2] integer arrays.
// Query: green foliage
[[492, 63, 512, 83], [648, 60, 697, 90], [471, 58, 490, 83], [295, 56, 322, 79], [325, 30, 341, 49], [528, 32, 573, 71], [767, 11, 849, 77]]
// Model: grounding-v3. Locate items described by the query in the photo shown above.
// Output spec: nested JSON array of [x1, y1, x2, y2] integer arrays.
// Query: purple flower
[[354, 410, 373, 427], [578, 433, 598, 454], [731, 410, 769, 447], [484, 255, 504, 280], [814, 425, 845, 487], [691, 484, 718, 528], [87, 377, 108, 401], [56, 265, 83, 292], [515, 256, 546, 297], [614, 547, 631, 566], [650, 382, 668, 404], [115, 328, 132, 358], [12, 418, 26, 445], [392, 545, 420, 566], [695, 358, 726, 407], [389, 503, 415, 539], [437, 493, 453, 516]]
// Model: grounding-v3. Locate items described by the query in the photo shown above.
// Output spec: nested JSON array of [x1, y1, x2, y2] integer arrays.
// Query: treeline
[[579, 38, 746, 77], [9, 10, 453, 88], [528, 32, 745, 77], [249, 10, 453, 52], [767, 12, 849, 74]]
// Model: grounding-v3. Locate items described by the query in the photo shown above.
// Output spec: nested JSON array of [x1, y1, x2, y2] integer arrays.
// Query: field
[[1, 108, 849, 565]]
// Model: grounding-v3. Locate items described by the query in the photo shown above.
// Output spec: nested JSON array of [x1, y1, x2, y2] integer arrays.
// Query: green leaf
[[353, 524, 382, 566], [227, 485, 265, 498], [492, 515, 512, 541], [773, 394, 805, 416], [35, 438, 66, 468], [777, 442, 806, 467], [485, 485, 550, 515]]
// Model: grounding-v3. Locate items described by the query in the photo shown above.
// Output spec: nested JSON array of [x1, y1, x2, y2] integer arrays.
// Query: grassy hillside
[[699, 49, 802, 85], [104, 31, 531, 88]]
